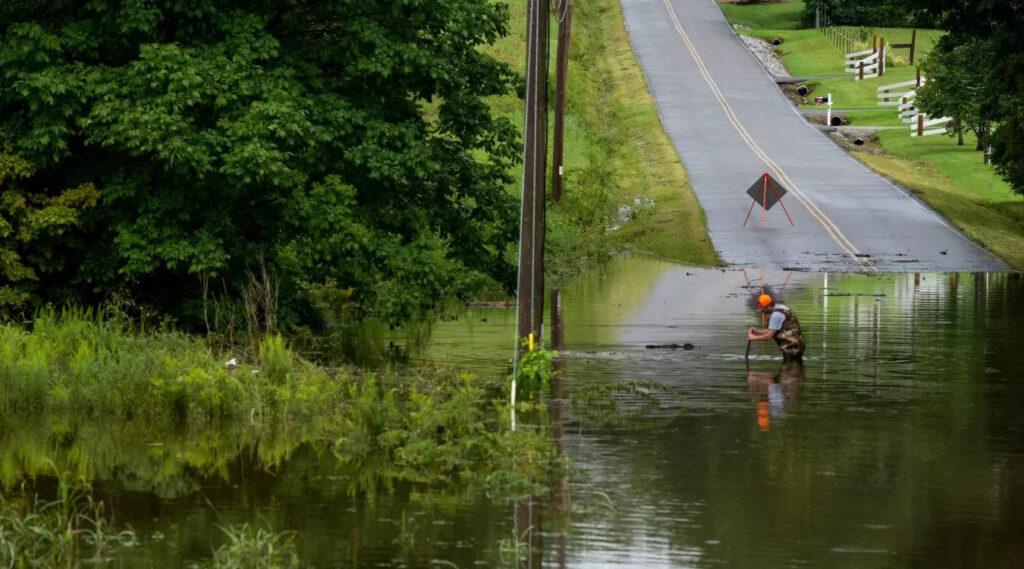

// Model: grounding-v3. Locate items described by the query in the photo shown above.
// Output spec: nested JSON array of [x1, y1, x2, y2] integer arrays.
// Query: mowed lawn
[[857, 132, 1024, 269]]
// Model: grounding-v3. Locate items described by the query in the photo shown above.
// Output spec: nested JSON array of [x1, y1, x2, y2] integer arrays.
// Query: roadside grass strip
[[488, 0, 720, 277]]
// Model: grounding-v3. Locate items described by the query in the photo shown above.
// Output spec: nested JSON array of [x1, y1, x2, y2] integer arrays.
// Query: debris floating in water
[[646, 343, 695, 350]]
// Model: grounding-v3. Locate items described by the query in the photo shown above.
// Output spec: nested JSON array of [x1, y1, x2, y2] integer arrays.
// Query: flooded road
[[3, 257, 1023, 567], [427, 257, 1024, 568]]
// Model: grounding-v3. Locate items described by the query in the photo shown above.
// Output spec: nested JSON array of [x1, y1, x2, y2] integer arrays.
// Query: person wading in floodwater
[[747, 294, 805, 362]]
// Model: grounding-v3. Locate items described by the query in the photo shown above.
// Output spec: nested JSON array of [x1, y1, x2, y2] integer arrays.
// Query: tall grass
[[205, 523, 298, 569], [0, 308, 343, 423], [0, 309, 560, 501], [0, 466, 138, 568]]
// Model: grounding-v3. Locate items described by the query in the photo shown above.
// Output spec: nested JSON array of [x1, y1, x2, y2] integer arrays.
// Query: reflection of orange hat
[[758, 294, 773, 308]]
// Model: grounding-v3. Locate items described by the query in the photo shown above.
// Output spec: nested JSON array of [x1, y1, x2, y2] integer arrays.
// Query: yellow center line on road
[[659, 0, 875, 270]]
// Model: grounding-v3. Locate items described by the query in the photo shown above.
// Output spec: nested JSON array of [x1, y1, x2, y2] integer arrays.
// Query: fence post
[[884, 89, 889, 103], [873, 36, 877, 53], [909, 29, 917, 64], [859, 60, 864, 80], [918, 114, 924, 137], [879, 37, 885, 76], [916, 67, 921, 88]]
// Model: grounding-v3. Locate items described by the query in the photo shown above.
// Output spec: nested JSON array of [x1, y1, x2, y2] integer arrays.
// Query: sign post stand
[[742, 173, 794, 229]]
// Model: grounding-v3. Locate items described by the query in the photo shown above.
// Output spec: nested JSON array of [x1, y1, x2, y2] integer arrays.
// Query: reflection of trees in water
[[0, 416, 315, 499]]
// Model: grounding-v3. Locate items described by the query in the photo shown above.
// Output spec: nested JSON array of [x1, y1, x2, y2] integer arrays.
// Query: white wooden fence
[[877, 76, 953, 137], [845, 49, 880, 80]]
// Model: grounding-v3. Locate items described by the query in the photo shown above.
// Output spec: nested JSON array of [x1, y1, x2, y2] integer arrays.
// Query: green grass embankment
[[718, 1, 1024, 269], [856, 132, 1024, 269], [719, 1, 803, 30], [488, 0, 721, 280]]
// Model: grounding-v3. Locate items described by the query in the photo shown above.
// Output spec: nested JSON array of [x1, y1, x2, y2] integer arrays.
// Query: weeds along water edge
[[0, 312, 566, 567], [0, 309, 562, 499]]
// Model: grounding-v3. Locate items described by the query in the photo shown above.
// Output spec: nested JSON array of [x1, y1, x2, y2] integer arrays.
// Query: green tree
[[0, 135, 100, 312], [917, 39, 991, 150], [802, 0, 938, 28], [915, 0, 1024, 195], [0, 0, 519, 323]]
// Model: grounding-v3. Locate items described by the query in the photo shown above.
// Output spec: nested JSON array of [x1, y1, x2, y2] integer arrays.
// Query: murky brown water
[[4, 257, 1023, 567]]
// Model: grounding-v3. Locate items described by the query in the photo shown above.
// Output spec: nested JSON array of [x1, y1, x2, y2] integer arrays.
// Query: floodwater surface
[[429, 257, 1024, 568], [3, 257, 1023, 568]]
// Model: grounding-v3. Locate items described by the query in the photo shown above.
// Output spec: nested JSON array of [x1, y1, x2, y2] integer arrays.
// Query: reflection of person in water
[[747, 294, 805, 362], [747, 361, 805, 431]]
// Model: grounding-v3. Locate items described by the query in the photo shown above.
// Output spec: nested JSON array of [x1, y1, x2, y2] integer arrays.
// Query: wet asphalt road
[[620, 0, 1006, 272]]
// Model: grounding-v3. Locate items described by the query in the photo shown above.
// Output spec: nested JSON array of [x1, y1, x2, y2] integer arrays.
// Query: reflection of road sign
[[743, 173, 794, 228]]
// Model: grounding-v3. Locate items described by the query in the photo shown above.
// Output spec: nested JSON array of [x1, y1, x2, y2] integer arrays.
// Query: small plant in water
[[0, 465, 138, 567], [206, 523, 299, 569], [513, 341, 557, 402]]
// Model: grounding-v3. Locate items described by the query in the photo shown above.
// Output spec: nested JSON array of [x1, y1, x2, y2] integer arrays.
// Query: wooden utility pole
[[516, 0, 550, 349], [551, 0, 573, 203]]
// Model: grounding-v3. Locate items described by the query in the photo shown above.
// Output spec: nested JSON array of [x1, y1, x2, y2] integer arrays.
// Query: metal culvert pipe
[[853, 138, 865, 145], [830, 116, 845, 127], [796, 85, 808, 97], [772, 38, 783, 46]]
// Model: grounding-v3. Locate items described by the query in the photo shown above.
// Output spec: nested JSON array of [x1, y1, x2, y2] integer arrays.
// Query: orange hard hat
[[758, 294, 773, 308]]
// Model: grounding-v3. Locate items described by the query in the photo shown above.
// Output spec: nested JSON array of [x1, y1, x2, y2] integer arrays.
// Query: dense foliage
[[915, 0, 1024, 195], [0, 0, 519, 324], [801, 0, 939, 28]]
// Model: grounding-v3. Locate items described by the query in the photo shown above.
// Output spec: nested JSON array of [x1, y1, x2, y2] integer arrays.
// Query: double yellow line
[[659, 0, 874, 270]]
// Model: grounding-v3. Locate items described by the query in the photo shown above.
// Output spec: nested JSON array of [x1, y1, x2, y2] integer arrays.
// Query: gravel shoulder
[[737, 33, 790, 78]]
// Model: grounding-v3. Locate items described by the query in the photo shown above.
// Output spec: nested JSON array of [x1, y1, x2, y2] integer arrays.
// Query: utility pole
[[551, 0, 573, 203], [516, 0, 550, 350]]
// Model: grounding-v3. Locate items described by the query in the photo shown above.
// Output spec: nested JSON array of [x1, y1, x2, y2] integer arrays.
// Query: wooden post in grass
[[859, 60, 864, 80], [873, 36, 877, 53], [883, 89, 889, 103], [879, 37, 885, 75], [918, 114, 924, 137], [909, 29, 917, 64], [954, 117, 964, 146], [916, 67, 922, 88]]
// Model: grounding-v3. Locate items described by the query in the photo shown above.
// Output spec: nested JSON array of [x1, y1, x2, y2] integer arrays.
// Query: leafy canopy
[[904, 0, 1024, 195], [0, 0, 520, 322]]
